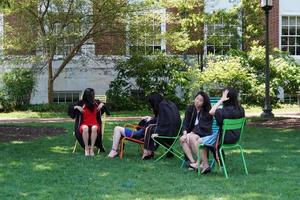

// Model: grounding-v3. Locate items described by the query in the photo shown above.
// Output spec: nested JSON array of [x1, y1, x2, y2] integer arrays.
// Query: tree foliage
[[3, 0, 140, 102], [107, 53, 189, 110]]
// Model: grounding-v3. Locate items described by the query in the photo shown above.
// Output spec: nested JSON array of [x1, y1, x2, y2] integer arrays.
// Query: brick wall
[[269, 0, 279, 48]]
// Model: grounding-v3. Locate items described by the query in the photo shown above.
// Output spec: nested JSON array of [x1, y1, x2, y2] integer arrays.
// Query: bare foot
[[108, 149, 118, 158]]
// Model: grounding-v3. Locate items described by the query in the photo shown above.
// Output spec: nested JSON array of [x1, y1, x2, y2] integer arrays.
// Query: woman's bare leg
[[82, 125, 89, 156], [108, 126, 125, 158], [180, 135, 195, 163], [90, 125, 98, 156]]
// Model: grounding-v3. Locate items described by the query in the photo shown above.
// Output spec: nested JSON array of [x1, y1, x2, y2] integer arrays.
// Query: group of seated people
[[68, 87, 245, 174]]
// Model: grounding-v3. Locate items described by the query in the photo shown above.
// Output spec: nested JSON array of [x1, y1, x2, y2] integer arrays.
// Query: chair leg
[[119, 139, 124, 159], [239, 146, 248, 175], [73, 140, 78, 154], [219, 148, 228, 179]]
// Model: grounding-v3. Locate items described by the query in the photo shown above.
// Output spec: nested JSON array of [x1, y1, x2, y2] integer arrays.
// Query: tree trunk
[[47, 56, 54, 103]]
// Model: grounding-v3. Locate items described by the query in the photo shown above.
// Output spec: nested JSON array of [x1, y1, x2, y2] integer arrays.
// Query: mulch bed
[[0, 126, 66, 142], [247, 118, 300, 129]]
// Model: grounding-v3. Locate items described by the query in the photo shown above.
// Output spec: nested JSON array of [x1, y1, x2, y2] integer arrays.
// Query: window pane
[[73, 93, 80, 102], [297, 27, 300, 35], [289, 37, 296, 45], [289, 46, 295, 55], [58, 93, 65, 103], [297, 37, 300, 45], [297, 46, 300, 55], [282, 16, 289, 25], [281, 46, 288, 51], [66, 93, 73, 102], [282, 26, 288, 35], [298, 16, 300, 26], [290, 16, 296, 25], [281, 37, 288, 45], [53, 93, 59, 103], [290, 26, 296, 35]]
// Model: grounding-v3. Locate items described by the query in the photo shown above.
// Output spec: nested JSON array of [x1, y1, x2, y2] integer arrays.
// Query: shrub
[[18, 103, 69, 112], [107, 53, 189, 110], [0, 90, 14, 112], [2, 67, 36, 108]]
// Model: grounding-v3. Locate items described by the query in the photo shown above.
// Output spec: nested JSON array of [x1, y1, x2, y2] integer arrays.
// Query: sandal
[[201, 166, 211, 174], [188, 162, 198, 171]]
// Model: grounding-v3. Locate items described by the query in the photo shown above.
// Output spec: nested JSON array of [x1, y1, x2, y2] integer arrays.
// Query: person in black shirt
[[180, 91, 213, 172], [209, 87, 245, 144], [142, 92, 181, 160]]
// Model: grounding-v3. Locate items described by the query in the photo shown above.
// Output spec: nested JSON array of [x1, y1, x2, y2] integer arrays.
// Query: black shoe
[[142, 153, 154, 160], [99, 146, 105, 153], [201, 167, 211, 174]]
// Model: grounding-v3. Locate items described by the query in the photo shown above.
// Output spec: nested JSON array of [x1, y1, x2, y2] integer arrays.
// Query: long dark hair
[[195, 91, 211, 113], [82, 88, 95, 111], [148, 92, 163, 117], [223, 87, 242, 110]]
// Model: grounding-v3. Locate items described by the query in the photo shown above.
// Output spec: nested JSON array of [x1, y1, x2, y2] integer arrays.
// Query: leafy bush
[[107, 53, 189, 110], [188, 56, 258, 103], [2, 67, 36, 108], [18, 103, 69, 112], [0, 90, 14, 112]]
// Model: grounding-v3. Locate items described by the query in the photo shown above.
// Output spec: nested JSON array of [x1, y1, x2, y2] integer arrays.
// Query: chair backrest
[[95, 94, 107, 103], [221, 118, 246, 145], [210, 97, 221, 133]]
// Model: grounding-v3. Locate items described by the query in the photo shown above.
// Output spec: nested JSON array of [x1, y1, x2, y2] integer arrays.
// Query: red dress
[[80, 105, 99, 133]]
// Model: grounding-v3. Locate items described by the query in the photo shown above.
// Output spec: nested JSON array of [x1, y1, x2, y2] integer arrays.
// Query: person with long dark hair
[[68, 88, 110, 156], [180, 91, 214, 173], [209, 87, 245, 144], [142, 92, 181, 160]]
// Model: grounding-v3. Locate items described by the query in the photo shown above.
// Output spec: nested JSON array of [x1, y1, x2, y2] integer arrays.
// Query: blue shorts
[[202, 128, 219, 146], [124, 128, 144, 137]]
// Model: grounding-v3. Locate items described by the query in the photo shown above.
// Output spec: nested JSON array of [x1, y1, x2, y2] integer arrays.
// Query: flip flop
[[201, 166, 211, 174]]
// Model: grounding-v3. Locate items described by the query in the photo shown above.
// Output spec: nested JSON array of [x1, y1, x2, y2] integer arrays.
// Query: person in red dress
[[73, 88, 104, 156]]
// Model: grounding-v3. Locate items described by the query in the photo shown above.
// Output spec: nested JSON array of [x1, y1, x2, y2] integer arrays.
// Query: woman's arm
[[209, 89, 229, 116]]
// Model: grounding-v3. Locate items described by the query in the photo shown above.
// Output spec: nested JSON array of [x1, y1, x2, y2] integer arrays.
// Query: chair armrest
[[124, 123, 144, 130]]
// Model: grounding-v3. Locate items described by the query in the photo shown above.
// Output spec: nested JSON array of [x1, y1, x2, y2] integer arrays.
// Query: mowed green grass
[[0, 121, 300, 200]]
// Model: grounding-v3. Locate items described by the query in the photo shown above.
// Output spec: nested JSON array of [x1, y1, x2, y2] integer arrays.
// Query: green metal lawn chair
[[218, 118, 248, 178], [151, 123, 185, 162], [197, 118, 248, 178]]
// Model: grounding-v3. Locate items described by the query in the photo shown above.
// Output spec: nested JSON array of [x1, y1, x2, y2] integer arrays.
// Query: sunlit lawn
[[0, 120, 300, 199]]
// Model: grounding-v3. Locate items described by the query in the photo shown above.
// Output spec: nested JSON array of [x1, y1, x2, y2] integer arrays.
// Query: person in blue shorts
[[107, 116, 154, 158]]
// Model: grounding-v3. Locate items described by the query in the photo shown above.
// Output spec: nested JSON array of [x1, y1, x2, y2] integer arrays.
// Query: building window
[[54, 23, 82, 56], [281, 16, 300, 56], [127, 11, 164, 55], [53, 91, 81, 103], [206, 23, 237, 55]]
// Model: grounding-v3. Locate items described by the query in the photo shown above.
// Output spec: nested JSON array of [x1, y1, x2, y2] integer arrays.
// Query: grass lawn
[[0, 120, 299, 200]]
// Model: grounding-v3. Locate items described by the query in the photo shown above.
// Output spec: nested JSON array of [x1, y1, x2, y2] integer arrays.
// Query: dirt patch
[[247, 118, 300, 129], [0, 126, 66, 142]]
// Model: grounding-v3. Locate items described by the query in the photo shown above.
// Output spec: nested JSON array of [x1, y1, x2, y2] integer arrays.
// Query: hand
[[97, 103, 104, 111], [142, 116, 152, 122], [220, 89, 230, 102], [151, 133, 159, 138], [181, 134, 187, 143], [74, 106, 83, 113]]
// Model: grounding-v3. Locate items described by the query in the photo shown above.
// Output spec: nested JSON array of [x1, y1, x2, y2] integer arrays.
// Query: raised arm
[[209, 89, 229, 116]]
